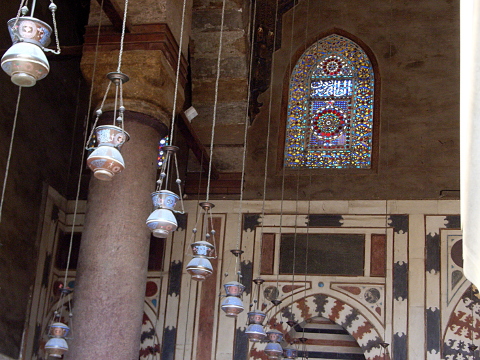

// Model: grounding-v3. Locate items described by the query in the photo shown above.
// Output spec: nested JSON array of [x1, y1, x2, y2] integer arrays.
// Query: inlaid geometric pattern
[[257, 294, 388, 360], [443, 286, 480, 360], [332, 283, 385, 323]]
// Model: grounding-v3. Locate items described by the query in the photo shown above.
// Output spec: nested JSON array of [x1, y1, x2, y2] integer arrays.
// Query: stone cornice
[[83, 23, 188, 87]]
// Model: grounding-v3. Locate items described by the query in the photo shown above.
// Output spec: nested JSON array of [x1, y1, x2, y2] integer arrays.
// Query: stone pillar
[[68, 2, 190, 356], [67, 112, 167, 360]]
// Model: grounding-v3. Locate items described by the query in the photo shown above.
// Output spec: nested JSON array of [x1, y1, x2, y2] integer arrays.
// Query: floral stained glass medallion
[[284, 35, 374, 169]]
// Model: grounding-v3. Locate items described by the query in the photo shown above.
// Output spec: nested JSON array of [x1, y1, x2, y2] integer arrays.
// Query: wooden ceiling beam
[[95, 0, 133, 33]]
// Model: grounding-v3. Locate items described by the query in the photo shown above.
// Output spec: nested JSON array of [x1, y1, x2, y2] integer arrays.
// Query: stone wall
[[237, 0, 459, 200], [189, 0, 251, 172], [0, 1, 89, 357]]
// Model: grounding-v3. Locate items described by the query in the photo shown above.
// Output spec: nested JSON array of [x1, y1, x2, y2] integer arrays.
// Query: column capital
[[81, 23, 187, 122]]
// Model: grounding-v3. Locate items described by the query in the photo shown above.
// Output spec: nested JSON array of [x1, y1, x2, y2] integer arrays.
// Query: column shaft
[[68, 117, 163, 360]]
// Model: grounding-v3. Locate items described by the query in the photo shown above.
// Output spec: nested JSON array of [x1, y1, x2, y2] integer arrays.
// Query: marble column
[[67, 112, 167, 360]]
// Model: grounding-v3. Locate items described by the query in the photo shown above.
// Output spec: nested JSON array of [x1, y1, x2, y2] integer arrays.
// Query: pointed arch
[[283, 30, 379, 170], [260, 294, 389, 360]]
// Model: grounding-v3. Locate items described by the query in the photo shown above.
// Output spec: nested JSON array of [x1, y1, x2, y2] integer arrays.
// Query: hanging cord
[[181, 279, 196, 360], [174, 154, 186, 213], [288, 164, 300, 321], [44, 1, 61, 55], [54, 0, 106, 318], [259, 0, 280, 288], [116, 0, 129, 73], [169, 0, 188, 144], [12, 0, 28, 28], [85, 0, 128, 141], [207, 206, 218, 258], [30, 0, 37, 16], [205, 0, 227, 202], [300, 2, 310, 356], [283, 0, 298, 329], [253, 0, 280, 320], [85, 82, 113, 148], [235, 0, 257, 251], [0, 87, 22, 224], [84, 0, 105, 137], [300, 172, 312, 358]]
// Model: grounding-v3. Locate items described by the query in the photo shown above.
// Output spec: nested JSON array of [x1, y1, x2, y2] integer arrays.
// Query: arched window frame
[[281, 30, 380, 171]]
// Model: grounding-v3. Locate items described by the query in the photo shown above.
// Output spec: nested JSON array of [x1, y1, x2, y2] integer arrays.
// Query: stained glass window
[[284, 34, 375, 169], [157, 136, 169, 168]]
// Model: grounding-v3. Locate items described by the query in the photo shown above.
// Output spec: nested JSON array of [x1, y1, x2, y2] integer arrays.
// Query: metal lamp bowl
[[146, 208, 178, 238], [151, 190, 179, 210], [266, 329, 284, 343], [86, 145, 125, 181], [48, 322, 70, 338], [224, 281, 245, 296], [247, 310, 266, 325], [264, 342, 283, 359], [186, 257, 213, 281], [245, 324, 267, 342], [8, 17, 52, 47], [221, 296, 245, 317], [93, 125, 129, 148], [190, 240, 215, 258], [1, 42, 49, 87], [44, 337, 68, 358], [283, 347, 298, 359]]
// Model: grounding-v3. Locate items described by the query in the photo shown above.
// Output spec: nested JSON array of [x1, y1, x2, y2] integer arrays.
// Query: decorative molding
[[83, 23, 188, 87]]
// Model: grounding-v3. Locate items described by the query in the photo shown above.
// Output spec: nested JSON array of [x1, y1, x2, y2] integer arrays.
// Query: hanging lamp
[[146, 145, 185, 238], [186, 202, 216, 281], [245, 278, 267, 342], [263, 297, 285, 360], [85, 0, 131, 181], [283, 346, 298, 359], [44, 285, 73, 358], [221, 249, 246, 317], [2, 1, 61, 87], [86, 90, 130, 181], [264, 329, 284, 360]]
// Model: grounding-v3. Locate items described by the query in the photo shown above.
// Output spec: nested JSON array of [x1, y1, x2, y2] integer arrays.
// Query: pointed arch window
[[284, 34, 376, 169]]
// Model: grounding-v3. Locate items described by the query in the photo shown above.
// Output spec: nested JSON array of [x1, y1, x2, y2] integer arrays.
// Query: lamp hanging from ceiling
[[85, 0, 131, 181], [264, 329, 284, 360], [2, 0, 61, 87], [146, 145, 185, 238], [85, 72, 130, 181], [245, 278, 267, 342], [144, 0, 188, 239], [44, 285, 73, 358], [220, 249, 246, 317], [186, 201, 217, 281], [185, 0, 226, 282]]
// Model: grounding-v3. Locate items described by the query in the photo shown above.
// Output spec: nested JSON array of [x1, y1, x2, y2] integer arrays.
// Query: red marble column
[[67, 112, 167, 360]]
